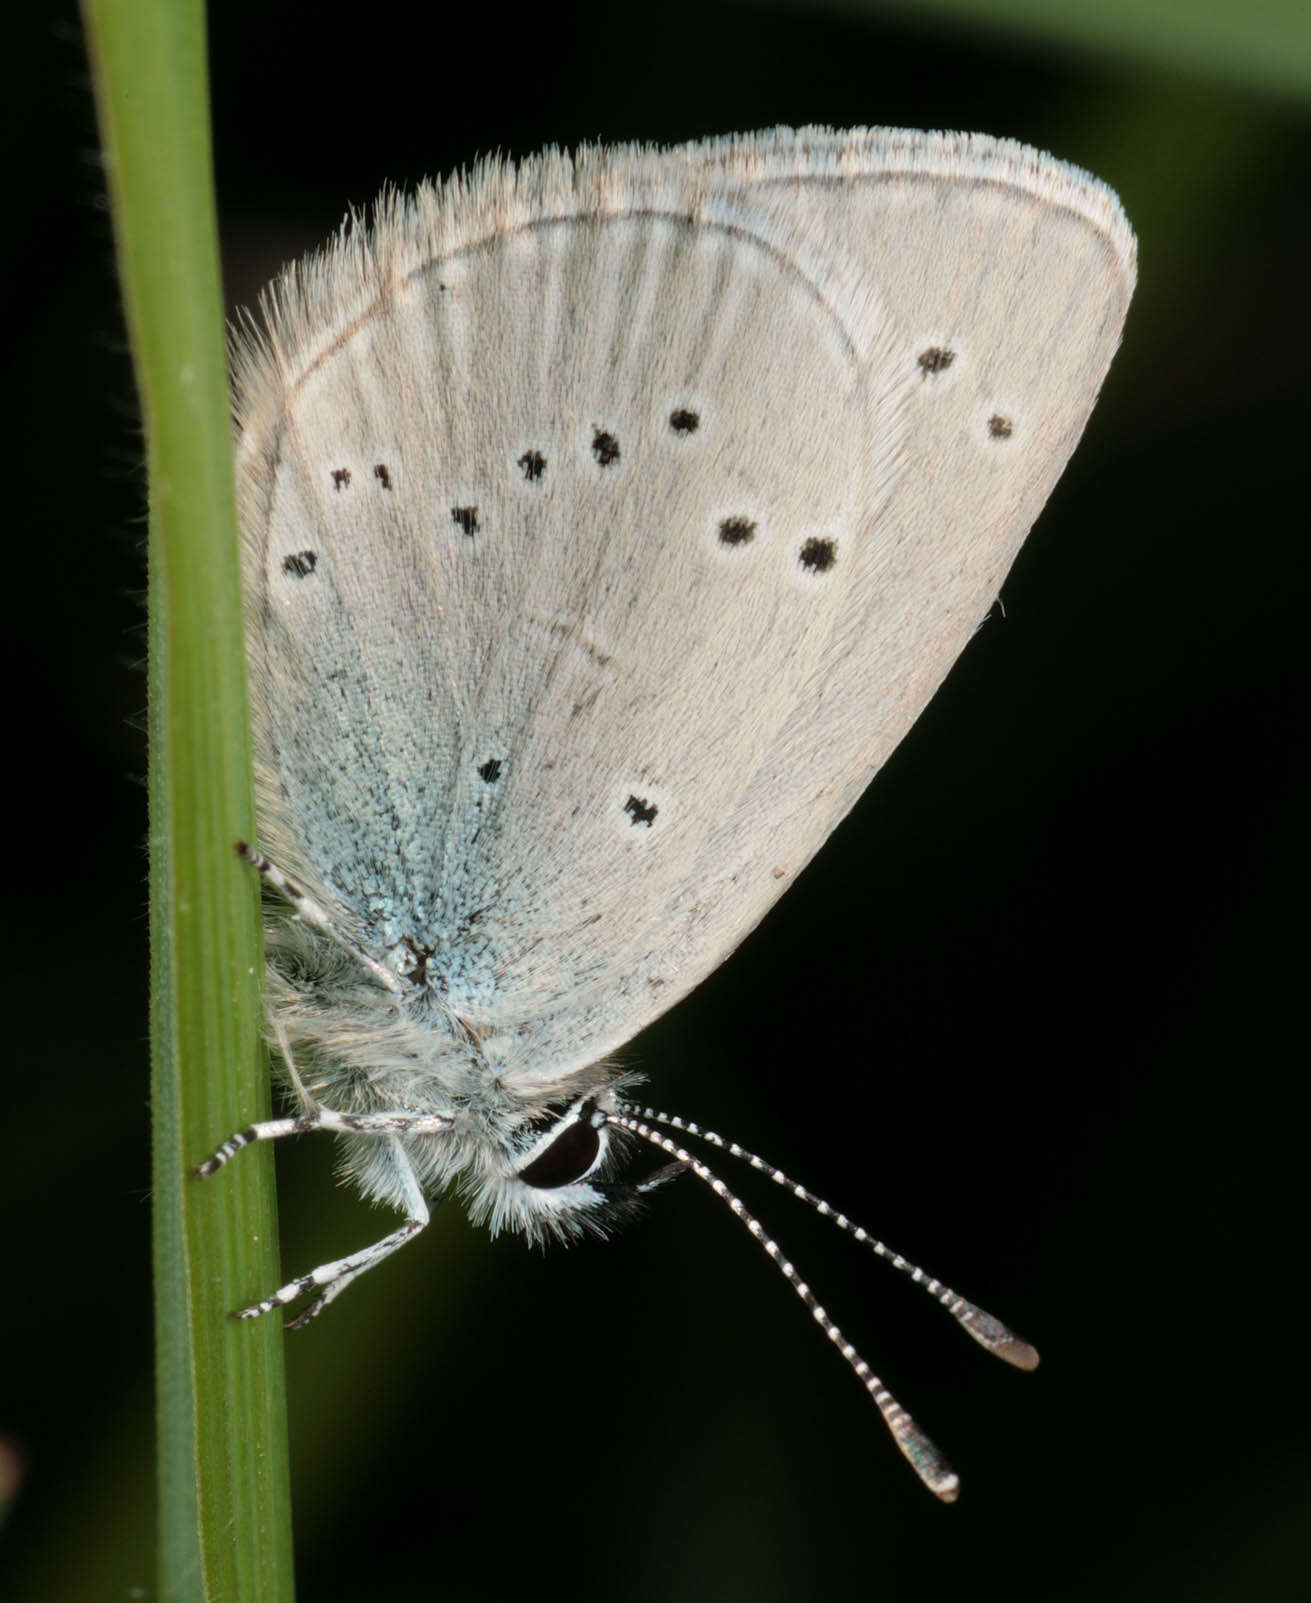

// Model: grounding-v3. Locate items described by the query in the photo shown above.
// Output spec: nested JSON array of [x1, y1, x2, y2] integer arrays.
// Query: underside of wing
[[233, 127, 1135, 1083]]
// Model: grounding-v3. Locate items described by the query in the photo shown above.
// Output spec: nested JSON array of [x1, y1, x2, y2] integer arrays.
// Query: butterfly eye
[[516, 1108, 602, 1189]]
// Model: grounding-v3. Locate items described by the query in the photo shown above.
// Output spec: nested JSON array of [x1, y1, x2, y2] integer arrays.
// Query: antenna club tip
[[997, 1337, 1041, 1372], [896, 1429, 961, 1503]]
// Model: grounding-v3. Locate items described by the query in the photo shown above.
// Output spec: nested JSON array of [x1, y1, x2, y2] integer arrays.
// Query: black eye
[[517, 1116, 601, 1189]]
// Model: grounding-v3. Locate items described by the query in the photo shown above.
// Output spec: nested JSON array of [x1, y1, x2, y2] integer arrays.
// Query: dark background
[[4, 2, 1308, 1598]]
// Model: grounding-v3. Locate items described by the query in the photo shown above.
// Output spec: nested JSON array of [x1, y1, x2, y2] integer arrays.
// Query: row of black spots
[[591, 410, 702, 466], [322, 410, 703, 528], [322, 464, 482, 543], [329, 463, 394, 492], [342, 411, 701, 511], [325, 408, 703, 504], [548, 410, 703, 477], [522, 416, 697, 481]]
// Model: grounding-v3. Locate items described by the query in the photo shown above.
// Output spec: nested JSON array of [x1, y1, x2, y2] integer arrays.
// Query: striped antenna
[[608, 1108, 961, 1502], [617, 1101, 1038, 1373]]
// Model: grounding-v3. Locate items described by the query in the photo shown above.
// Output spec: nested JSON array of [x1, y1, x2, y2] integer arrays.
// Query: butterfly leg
[[195, 1012, 452, 1178], [195, 984, 450, 1325], [194, 1103, 452, 1177], [227, 1136, 433, 1330], [236, 839, 402, 995]]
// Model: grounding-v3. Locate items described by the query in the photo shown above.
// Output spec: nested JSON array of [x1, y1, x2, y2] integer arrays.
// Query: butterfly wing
[[234, 127, 1134, 1085]]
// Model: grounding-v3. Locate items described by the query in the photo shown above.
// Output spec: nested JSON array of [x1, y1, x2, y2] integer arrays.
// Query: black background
[[3, 2, 1308, 1599]]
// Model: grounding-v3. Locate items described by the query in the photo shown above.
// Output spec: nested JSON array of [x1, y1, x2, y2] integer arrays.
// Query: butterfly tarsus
[[232, 1193, 431, 1329]]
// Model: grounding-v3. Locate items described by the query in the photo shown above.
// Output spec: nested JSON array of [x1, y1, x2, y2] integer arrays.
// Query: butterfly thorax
[[263, 916, 634, 1242]]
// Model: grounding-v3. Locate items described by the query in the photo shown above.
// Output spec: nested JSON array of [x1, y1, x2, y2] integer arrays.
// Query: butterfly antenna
[[617, 1102, 1038, 1373], [608, 1109, 960, 1502]]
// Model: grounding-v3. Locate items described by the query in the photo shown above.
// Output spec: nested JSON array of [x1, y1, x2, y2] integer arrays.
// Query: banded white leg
[[194, 1105, 452, 1178], [195, 1015, 452, 1326], [222, 1135, 435, 1330]]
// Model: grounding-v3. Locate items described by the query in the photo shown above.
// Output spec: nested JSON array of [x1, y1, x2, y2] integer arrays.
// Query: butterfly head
[[461, 1088, 681, 1245]]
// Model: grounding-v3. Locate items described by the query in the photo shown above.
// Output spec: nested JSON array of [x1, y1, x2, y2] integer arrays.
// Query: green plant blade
[[80, 0, 295, 1597]]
